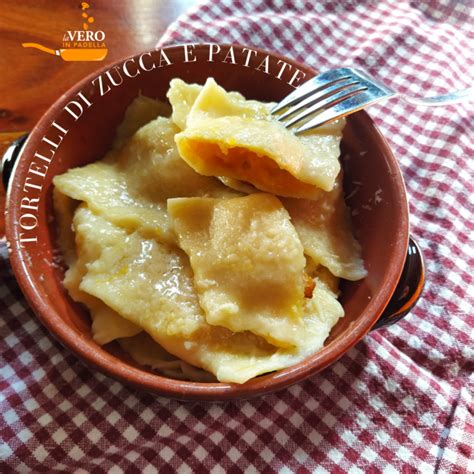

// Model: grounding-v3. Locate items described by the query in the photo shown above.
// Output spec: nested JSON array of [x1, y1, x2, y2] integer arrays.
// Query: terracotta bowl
[[2, 45, 424, 401]]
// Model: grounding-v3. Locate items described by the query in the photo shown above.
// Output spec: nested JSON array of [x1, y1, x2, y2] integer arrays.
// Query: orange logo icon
[[21, 2, 108, 62]]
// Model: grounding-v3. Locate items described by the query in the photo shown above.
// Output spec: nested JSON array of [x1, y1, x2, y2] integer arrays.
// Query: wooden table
[[0, 0, 197, 235]]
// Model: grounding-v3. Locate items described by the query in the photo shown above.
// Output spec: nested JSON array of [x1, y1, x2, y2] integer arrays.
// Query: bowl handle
[[371, 236, 425, 330], [1, 134, 28, 190]]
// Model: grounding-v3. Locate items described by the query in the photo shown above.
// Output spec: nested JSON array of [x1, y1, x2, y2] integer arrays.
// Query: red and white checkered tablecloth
[[1, 0, 473, 472]]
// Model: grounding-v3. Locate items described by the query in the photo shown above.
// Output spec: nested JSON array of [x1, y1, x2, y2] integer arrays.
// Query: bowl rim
[[5, 44, 409, 401]]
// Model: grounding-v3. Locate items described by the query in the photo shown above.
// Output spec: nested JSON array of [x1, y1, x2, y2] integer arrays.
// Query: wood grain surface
[[0, 0, 197, 236]]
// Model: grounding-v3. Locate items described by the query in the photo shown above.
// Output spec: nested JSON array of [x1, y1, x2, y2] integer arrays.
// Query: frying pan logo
[[21, 2, 108, 62]]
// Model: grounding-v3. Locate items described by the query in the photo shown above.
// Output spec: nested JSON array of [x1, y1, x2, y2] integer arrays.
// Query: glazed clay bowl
[[3, 44, 424, 401]]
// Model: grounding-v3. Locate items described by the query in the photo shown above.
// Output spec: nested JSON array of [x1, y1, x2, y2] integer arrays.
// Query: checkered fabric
[[1, 0, 473, 472]]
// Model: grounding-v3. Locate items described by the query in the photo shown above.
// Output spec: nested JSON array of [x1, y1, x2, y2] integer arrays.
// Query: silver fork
[[271, 67, 474, 134]]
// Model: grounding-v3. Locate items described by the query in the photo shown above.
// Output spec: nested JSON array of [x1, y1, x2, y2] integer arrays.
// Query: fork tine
[[282, 84, 367, 128], [271, 67, 354, 113], [294, 91, 382, 133], [276, 78, 360, 121]]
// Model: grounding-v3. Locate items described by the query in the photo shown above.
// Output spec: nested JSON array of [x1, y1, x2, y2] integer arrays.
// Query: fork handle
[[402, 87, 474, 106]]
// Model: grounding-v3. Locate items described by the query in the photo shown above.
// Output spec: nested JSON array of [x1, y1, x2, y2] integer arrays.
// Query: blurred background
[[0, 0, 198, 147]]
